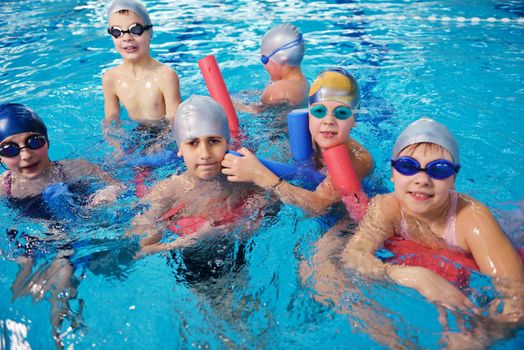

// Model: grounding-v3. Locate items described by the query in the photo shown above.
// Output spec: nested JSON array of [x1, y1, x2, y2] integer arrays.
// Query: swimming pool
[[1, 0, 523, 348]]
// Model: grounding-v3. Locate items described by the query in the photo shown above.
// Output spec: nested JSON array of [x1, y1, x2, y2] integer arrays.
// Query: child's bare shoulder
[[261, 79, 307, 105], [102, 66, 122, 87], [456, 193, 495, 225], [366, 194, 402, 225], [143, 174, 188, 202], [370, 194, 398, 211], [155, 63, 179, 83]]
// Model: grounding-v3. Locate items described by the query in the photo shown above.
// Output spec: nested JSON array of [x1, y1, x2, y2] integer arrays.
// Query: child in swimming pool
[[0, 102, 125, 349], [234, 23, 308, 114], [102, 0, 182, 152], [0, 103, 125, 209], [223, 68, 373, 216], [342, 118, 524, 321], [130, 95, 266, 254]]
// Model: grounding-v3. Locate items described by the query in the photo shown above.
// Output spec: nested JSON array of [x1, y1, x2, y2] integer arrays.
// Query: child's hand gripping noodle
[[223, 67, 373, 216]]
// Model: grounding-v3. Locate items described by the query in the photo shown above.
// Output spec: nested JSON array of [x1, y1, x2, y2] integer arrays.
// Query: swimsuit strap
[[53, 161, 67, 183], [443, 191, 459, 247], [4, 171, 12, 197], [399, 209, 410, 240]]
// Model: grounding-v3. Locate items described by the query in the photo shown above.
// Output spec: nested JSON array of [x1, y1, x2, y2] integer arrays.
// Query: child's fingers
[[226, 175, 241, 183], [237, 147, 253, 157]]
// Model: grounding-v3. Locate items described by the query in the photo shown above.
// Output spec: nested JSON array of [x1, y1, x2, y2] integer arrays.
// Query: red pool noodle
[[323, 144, 368, 221], [323, 144, 362, 193], [198, 55, 240, 133]]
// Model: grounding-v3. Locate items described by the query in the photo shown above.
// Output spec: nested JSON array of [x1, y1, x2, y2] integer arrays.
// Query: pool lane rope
[[341, 14, 524, 25]]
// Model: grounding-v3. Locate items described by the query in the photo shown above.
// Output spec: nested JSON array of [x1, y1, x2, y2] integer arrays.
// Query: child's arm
[[129, 177, 178, 246], [63, 159, 126, 206], [222, 147, 339, 215], [345, 137, 374, 179], [342, 195, 474, 309], [460, 198, 524, 320], [386, 265, 476, 310], [160, 66, 182, 123], [341, 195, 398, 277], [102, 70, 123, 152]]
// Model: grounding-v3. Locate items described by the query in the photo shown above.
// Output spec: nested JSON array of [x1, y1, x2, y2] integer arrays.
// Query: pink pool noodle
[[322, 144, 368, 221], [198, 55, 240, 133]]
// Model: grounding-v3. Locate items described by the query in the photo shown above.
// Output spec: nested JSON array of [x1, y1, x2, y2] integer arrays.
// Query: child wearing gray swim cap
[[342, 118, 524, 321], [130, 95, 268, 254], [235, 24, 308, 114], [103, 0, 182, 153]]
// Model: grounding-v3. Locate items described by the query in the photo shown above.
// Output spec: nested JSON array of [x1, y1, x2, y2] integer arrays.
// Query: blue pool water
[[1, 0, 523, 348]]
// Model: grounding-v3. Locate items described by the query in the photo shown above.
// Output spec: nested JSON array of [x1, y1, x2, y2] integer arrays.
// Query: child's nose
[[413, 170, 432, 185], [199, 144, 212, 158], [19, 148, 33, 160], [322, 115, 336, 125]]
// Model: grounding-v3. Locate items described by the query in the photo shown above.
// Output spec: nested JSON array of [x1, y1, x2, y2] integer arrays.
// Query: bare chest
[[115, 78, 166, 120]]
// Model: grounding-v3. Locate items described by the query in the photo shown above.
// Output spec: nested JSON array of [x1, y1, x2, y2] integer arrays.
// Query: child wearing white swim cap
[[341, 117, 524, 325], [130, 95, 268, 255], [235, 23, 308, 114], [103, 0, 181, 153]]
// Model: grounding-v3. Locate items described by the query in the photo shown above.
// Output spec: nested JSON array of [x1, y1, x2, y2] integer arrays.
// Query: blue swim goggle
[[391, 156, 460, 180], [260, 33, 303, 65], [309, 104, 353, 120], [0, 134, 47, 158]]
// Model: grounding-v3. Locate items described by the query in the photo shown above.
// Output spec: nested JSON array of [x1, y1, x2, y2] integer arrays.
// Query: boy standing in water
[[235, 24, 308, 114], [102, 0, 181, 151]]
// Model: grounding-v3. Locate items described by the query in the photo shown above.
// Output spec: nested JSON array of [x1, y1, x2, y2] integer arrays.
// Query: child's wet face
[[308, 101, 355, 151], [392, 144, 455, 218], [0, 132, 51, 179], [178, 135, 228, 181], [109, 12, 151, 61]]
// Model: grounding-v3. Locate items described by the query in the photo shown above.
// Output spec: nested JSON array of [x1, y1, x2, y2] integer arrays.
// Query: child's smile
[[309, 101, 355, 151], [392, 145, 455, 219]]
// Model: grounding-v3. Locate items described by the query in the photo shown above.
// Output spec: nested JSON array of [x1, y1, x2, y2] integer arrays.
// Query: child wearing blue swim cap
[[342, 118, 524, 324], [234, 23, 308, 114], [0, 103, 125, 206], [103, 0, 182, 153], [0, 103, 127, 348]]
